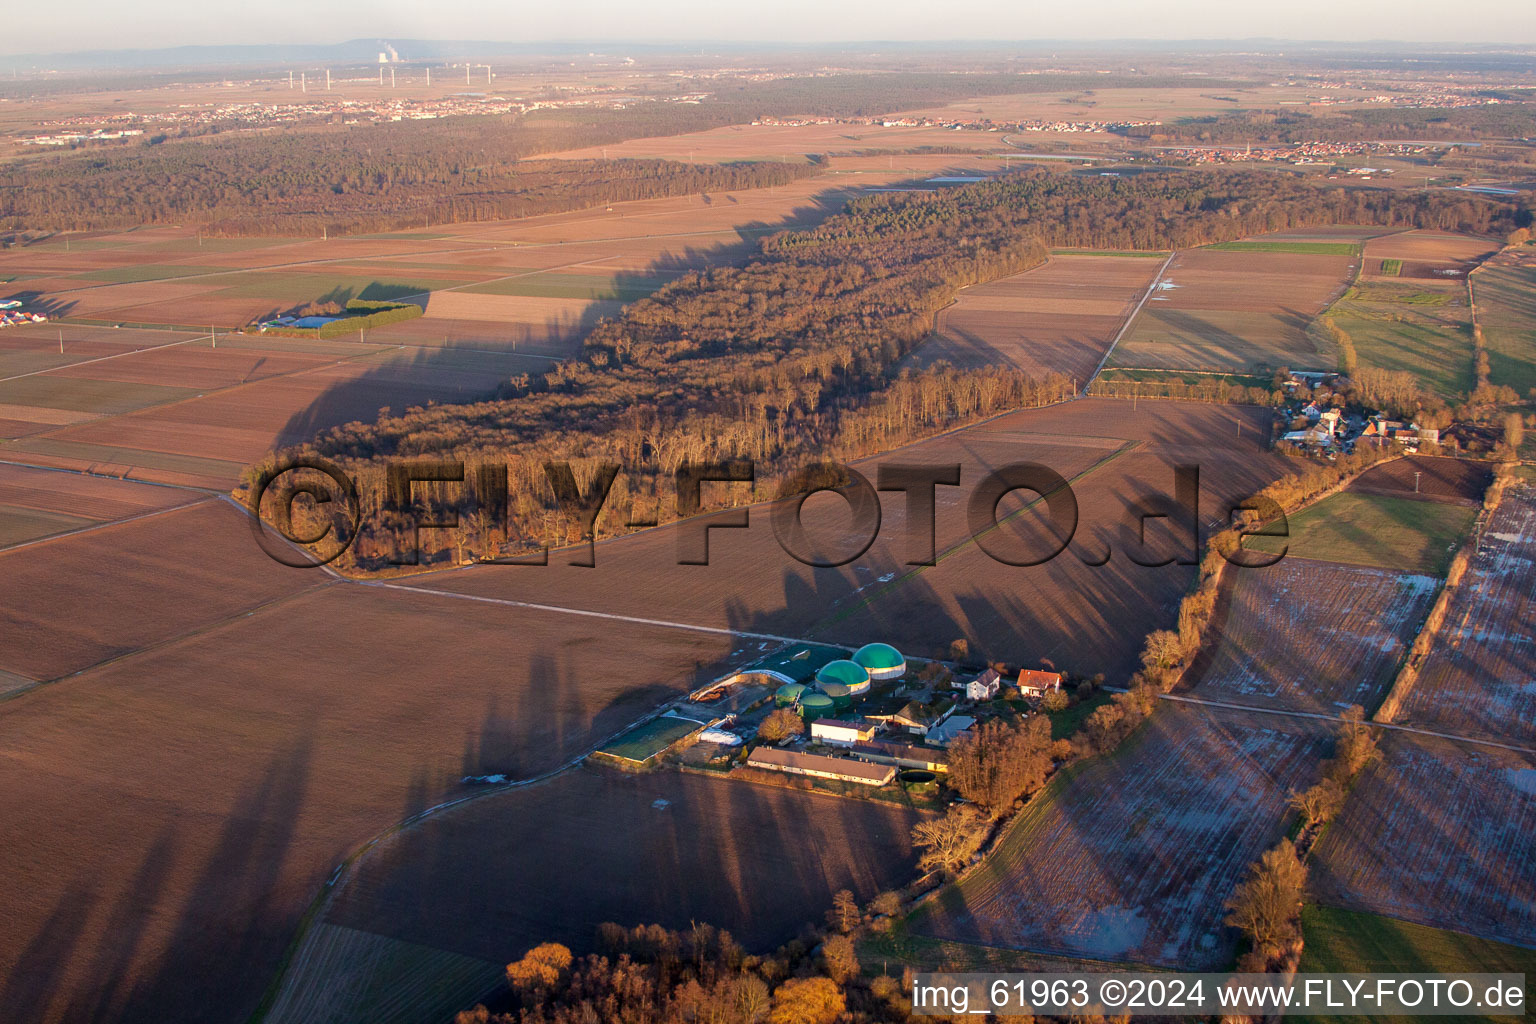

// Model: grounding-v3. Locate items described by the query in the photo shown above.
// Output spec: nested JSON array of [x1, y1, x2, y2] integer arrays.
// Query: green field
[[1206, 240, 1361, 256], [1475, 265, 1536, 396], [0, 505, 93, 547], [1246, 491, 1475, 576], [1349, 282, 1453, 306], [1380, 258, 1403, 276], [1044, 689, 1114, 741], [75, 264, 227, 284], [1113, 308, 1334, 374], [462, 272, 672, 301], [136, 237, 296, 254], [1333, 314, 1476, 397], [1328, 276, 1475, 397], [858, 921, 1122, 974], [596, 715, 704, 764], [0, 377, 201, 415], [261, 922, 502, 1024], [1297, 905, 1534, 1024], [1092, 367, 1273, 389], [23, 238, 123, 253], [350, 231, 454, 240], [3, 437, 244, 480], [1048, 248, 1171, 258], [202, 273, 467, 303]]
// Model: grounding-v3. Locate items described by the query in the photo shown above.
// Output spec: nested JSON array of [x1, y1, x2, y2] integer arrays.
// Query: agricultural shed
[[748, 644, 850, 686], [810, 716, 880, 747], [745, 747, 895, 786], [851, 740, 950, 772], [927, 715, 977, 747]]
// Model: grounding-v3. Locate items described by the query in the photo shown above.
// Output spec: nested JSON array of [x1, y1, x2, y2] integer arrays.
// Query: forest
[[1126, 103, 1536, 144], [251, 170, 1520, 566], [0, 71, 1219, 236], [0, 146, 815, 236]]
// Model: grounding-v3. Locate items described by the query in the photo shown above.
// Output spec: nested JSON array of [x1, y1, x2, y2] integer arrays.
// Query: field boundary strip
[[1085, 250, 1177, 387], [1158, 692, 1536, 757], [0, 577, 337, 705], [0, 456, 222, 495], [0, 492, 214, 555], [0, 329, 214, 385]]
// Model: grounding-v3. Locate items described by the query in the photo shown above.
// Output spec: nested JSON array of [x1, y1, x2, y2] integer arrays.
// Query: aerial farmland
[[1109, 238, 1362, 373], [2, 31, 1536, 1024]]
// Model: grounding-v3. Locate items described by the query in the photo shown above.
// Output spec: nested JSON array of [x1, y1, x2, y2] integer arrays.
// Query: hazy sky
[[11, 0, 1536, 56]]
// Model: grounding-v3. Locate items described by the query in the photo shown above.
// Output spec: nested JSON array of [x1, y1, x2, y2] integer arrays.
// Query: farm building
[[596, 715, 707, 767], [967, 668, 1002, 701], [851, 740, 950, 772], [872, 699, 954, 735], [811, 716, 880, 747], [927, 714, 977, 747], [853, 642, 907, 680], [746, 747, 896, 786], [747, 644, 850, 686], [1016, 669, 1064, 699], [817, 659, 872, 695]]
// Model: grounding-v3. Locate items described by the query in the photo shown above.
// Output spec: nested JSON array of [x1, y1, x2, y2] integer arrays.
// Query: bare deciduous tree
[[1225, 841, 1307, 955], [911, 805, 990, 876]]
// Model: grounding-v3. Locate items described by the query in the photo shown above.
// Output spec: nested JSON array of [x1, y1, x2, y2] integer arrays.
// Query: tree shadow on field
[[321, 761, 925, 968], [901, 326, 1015, 374], [111, 728, 316, 1024], [1, 289, 79, 320], [0, 880, 99, 1023], [58, 827, 179, 1023], [263, 183, 861, 453], [1153, 308, 1250, 357]]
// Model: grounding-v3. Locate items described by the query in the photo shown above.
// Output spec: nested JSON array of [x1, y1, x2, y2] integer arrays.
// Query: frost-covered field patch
[[1312, 735, 1536, 948], [1189, 559, 1437, 715], [1398, 488, 1536, 745], [912, 706, 1330, 968]]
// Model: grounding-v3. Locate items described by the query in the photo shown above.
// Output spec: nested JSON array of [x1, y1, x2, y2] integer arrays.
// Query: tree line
[[1125, 103, 1536, 145], [457, 916, 945, 1024]]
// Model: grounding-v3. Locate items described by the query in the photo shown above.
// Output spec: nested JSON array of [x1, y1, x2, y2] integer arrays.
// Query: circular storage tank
[[817, 659, 871, 695], [852, 642, 906, 681], [799, 692, 835, 721], [819, 681, 853, 710], [899, 769, 938, 793], [775, 682, 808, 708]]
